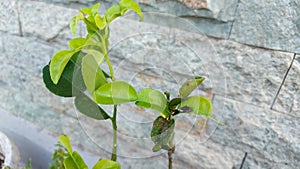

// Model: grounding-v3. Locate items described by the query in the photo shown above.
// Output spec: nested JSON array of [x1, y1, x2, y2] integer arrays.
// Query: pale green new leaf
[[50, 50, 76, 84], [93, 81, 138, 104], [94, 14, 107, 29], [82, 55, 107, 94], [71, 151, 88, 169], [70, 12, 84, 35], [58, 135, 72, 153], [90, 3, 101, 16], [92, 159, 121, 169], [120, 0, 144, 21], [179, 96, 212, 117], [81, 8, 92, 16], [69, 38, 87, 50], [104, 5, 121, 23], [135, 88, 168, 115], [64, 157, 78, 169]]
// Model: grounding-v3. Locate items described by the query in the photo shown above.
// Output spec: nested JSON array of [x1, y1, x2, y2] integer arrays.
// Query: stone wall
[[0, 0, 299, 168]]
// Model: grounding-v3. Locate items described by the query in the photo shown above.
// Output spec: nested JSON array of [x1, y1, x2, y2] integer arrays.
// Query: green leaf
[[179, 76, 205, 98], [151, 116, 175, 151], [152, 144, 161, 152], [179, 96, 212, 117], [58, 135, 72, 153], [75, 93, 110, 120], [84, 16, 98, 35], [92, 159, 121, 169], [120, 0, 144, 21], [93, 81, 138, 104], [69, 38, 87, 50], [94, 14, 107, 29], [90, 3, 101, 16], [104, 5, 121, 23], [81, 8, 92, 16], [82, 55, 107, 94], [43, 53, 86, 97], [72, 151, 88, 169], [64, 156, 78, 169], [83, 33, 107, 64], [50, 50, 77, 84], [168, 98, 182, 109], [70, 13, 84, 35], [135, 88, 168, 114]]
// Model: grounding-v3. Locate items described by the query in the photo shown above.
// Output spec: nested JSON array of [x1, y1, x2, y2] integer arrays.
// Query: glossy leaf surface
[[82, 55, 107, 94], [58, 135, 72, 153], [50, 50, 77, 84], [69, 38, 87, 50], [135, 88, 168, 114], [93, 81, 138, 104], [92, 159, 121, 169], [75, 93, 110, 120], [43, 53, 86, 97]]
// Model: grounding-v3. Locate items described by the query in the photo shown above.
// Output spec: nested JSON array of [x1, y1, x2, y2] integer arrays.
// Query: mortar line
[[14, 0, 23, 37], [227, 0, 241, 40], [270, 53, 296, 109]]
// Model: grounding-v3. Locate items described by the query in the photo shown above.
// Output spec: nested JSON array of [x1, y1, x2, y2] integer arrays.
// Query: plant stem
[[168, 150, 173, 169], [111, 105, 118, 161], [105, 54, 115, 81], [168, 134, 175, 169]]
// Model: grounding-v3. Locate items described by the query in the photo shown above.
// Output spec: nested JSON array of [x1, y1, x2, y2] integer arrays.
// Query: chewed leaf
[[179, 76, 205, 98], [179, 96, 212, 117]]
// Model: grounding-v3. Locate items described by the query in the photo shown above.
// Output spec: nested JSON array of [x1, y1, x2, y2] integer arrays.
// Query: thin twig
[[239, 152, 248, 169]]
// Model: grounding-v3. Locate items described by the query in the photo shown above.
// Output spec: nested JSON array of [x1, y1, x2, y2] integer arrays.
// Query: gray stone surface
[[109, 18, 294, 108], [139, 0, 238, 22], [211, 95, 300, 168], [230, 0, 300, 53], [18, 0, 78, 41], [0, 0, 20, 35], [273, 55, 300, 116]]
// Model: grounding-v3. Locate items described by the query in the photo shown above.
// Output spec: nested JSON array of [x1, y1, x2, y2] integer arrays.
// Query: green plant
[[43, 0, 216, 168]]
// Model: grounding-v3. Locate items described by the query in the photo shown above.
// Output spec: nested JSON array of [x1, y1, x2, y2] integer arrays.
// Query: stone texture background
[[0, 0, 299, 168]]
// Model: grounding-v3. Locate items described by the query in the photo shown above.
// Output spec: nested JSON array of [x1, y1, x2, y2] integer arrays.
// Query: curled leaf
[[120, 0, 144, 21], [179, 76, 205, 98]]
